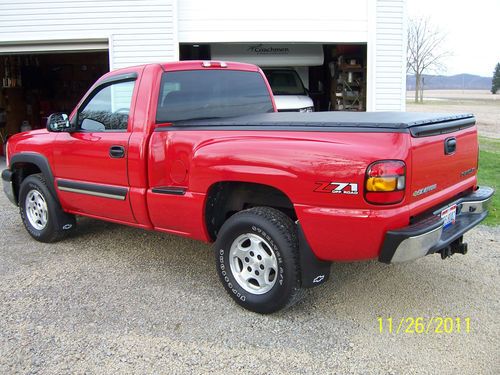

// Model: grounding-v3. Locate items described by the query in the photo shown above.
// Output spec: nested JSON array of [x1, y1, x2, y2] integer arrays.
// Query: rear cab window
[[156, 70, 274, 123]]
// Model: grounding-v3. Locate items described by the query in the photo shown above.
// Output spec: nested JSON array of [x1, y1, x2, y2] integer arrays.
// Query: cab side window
[[78, 80, 135, 131]]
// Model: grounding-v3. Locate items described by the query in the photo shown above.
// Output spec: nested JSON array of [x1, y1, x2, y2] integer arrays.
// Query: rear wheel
[[19, 173, 76, 243], [214, 207, 303, 313]]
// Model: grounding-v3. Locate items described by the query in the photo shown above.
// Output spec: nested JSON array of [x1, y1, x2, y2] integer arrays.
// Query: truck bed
[[169, 112, 475, 136]]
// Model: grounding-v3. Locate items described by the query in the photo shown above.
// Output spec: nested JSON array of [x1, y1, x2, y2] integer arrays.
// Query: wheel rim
[[25, 190, 48, 231], [229, 233, 278, 295]]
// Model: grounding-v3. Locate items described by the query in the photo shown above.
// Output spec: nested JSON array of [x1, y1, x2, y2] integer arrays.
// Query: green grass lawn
[[478, 137, 499, 226]]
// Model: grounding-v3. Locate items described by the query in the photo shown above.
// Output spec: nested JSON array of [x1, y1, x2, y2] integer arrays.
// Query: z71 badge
[[314, 181, 359, 195]]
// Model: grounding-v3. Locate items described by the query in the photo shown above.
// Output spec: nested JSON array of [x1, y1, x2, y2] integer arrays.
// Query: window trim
[[75, 72, 138, 132]]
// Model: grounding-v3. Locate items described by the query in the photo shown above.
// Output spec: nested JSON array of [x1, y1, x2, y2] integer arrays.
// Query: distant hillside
[[406, 74, 492, 90]]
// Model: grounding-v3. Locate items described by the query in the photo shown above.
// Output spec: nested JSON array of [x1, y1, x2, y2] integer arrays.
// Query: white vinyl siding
[[373, 0, 407, 111], [0, 0, 179, 70], [178, 0, 369, 43]]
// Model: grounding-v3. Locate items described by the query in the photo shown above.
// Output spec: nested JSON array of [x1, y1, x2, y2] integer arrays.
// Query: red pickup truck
[[2, 61, 493, 313]]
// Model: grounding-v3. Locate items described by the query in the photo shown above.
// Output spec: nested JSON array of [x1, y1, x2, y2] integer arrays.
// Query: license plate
[[440, 204, 457, 229]]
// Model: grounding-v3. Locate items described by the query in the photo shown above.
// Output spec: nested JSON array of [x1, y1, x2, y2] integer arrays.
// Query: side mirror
[[47, 113, 72, 132]]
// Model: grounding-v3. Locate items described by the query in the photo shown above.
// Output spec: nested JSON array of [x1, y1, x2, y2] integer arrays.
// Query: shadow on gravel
[[52, 215, 455, 317]]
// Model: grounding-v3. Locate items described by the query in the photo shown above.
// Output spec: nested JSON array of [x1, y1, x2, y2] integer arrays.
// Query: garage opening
[[179, 43, 367, 113], [0, 51, 109, 147]]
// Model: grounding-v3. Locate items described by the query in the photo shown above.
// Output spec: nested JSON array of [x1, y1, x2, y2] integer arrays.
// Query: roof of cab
[[93, 60, 262, 87], [160, 60, 261, 72]]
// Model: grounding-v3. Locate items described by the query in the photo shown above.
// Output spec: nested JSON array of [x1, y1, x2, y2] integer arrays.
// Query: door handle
[[109, 145, 125, 158]]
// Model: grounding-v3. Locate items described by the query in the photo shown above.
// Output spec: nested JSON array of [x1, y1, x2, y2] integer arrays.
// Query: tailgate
[[409, 115, 478, 214]]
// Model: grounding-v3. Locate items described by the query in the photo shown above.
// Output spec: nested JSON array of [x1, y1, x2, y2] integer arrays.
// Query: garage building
[[0, 0, 407, 142]]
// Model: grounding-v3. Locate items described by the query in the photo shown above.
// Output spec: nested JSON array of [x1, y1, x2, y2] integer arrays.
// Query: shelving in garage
[[332, 56, 366, 111]]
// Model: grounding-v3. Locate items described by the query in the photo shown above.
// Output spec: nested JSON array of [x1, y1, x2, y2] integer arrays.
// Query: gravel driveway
[[0, 158, 499, 374]]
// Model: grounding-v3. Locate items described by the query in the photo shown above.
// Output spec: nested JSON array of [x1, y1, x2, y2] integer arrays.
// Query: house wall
[[0, 0, 407, 111], [372, 0, 407, 111], [0, 0, 179, 70], [178, 0, 369, 44]]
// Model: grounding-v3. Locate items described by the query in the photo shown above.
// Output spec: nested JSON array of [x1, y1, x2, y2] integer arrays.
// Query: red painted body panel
[[5, 61, 479, 263], [407, 127, 478, 215], [53, 132, 130, 186], [7, 129, 58, 190], [147, 130, 413, 260], [147, 192, 208, 240], [295, 204, 409, 260], [57, 180, 134, 223], [148, 131, 411, 206]]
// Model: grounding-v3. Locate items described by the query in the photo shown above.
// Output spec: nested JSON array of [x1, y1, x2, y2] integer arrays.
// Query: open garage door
[[0, 50, 109, 148], [180, 43, 367, 113], [0, 39, 108, 55]]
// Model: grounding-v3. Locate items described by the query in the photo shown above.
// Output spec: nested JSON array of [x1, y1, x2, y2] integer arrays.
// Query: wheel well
[[205, 181, 296, 240], [11, 162, 42, 201]]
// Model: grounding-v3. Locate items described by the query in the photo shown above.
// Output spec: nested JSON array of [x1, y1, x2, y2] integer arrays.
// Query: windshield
[[156, 70, 274, 123], [264, 70, 307, 96]]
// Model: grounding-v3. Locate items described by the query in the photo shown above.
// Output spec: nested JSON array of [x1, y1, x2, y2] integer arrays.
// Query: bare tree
[[407, 17, 449, 103]]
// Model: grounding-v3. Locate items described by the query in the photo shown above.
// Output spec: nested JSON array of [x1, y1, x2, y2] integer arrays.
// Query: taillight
[[365, 160, 406, 204]]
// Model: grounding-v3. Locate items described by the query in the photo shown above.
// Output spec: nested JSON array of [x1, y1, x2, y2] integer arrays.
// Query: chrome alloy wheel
[[229, 233, 279, 295], [25, 190, 48, 230]]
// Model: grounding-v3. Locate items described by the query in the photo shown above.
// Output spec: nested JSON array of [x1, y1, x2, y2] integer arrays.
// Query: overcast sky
[[407, 0, 499, 77]]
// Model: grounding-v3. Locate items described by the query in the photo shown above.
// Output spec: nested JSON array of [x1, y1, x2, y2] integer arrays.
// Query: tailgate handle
[[444, 137, 456, 155]]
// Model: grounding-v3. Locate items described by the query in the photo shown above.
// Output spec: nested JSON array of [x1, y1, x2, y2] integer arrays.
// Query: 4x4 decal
[[314, 181, 359, 195]]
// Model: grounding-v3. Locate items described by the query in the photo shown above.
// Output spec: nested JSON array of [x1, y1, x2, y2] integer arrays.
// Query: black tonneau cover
[[164, 112, 476, 137]]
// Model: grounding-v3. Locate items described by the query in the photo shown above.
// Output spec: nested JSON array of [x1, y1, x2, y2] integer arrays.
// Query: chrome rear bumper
[[379, 186, 494, 264]]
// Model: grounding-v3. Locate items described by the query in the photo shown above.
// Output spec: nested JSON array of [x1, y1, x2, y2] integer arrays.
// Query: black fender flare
[[10, 152, 58, 201]]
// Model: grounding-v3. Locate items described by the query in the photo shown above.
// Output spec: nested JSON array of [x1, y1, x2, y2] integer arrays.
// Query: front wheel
[[19, 173, 76, 243], [214, 207, 303, 314]]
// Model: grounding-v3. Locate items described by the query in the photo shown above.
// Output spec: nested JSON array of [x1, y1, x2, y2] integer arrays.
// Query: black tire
[[19, 173, 76, 243], [214, 207, 303, 314]]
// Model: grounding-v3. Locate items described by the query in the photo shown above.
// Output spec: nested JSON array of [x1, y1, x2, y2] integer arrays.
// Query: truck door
[[52, 72, 139, 223]]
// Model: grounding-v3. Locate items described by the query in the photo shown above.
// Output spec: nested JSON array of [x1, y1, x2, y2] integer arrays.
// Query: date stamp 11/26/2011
[[378, 317, 471, 334]]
